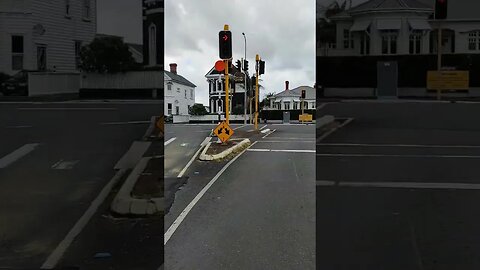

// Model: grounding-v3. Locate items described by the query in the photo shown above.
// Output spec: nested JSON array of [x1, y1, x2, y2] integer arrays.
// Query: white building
[[164, 63, 196, 116], [0, 0, 97, 75], [205, 63, 247, 114], [318, 0, 480, 57], [265, 81, 316, 111]]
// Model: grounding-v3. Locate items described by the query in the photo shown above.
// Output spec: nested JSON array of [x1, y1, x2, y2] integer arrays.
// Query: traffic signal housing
[[235, 60, 242, 70], [219, 30, 232, 59], [259, 60, 265, 75], [435, 0, 447, 20], [243, 59, 249, 72]]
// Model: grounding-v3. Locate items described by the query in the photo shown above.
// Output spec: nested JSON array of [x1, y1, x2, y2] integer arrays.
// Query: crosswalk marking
[[51, 160, 79, 170], [0, 143, 40, 168]]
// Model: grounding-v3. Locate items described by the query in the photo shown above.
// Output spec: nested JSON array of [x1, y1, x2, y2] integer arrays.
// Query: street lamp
[[242, 32, 247, 125]]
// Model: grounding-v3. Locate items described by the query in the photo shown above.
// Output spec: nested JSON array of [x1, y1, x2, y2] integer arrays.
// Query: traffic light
[[259, 60, 265, 75], [219, 30, 232, 59], [235, 60, 242, 70], [301, 90, 306, 99], [244, 59, 249, 72], [435, 0, 447, 20]]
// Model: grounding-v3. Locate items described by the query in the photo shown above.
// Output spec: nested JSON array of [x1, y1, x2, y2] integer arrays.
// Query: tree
[[260, 92, 275, 109], [189, 103, 208, 115], [80, 36, 138, 73], [317, 0, 350, 44]]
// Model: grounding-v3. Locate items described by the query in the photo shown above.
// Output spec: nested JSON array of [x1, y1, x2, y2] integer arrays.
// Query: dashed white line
[[247, 148, 315, 153], [316, 153, 480, 159], [316, 180, 480, 190], [262, 129, 276, 138], [0, 143, 40, 169], [164, 141, 258, 245], [317, 143, 480, 148], [164, 137, 177, 146]]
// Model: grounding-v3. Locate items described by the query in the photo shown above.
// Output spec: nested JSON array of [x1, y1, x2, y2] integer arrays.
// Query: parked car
[[0, 70, 30, 96]]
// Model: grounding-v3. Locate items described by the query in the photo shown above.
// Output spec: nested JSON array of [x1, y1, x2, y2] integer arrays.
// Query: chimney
[[285, 81, 289, 91], [170, 63, 177, 74]]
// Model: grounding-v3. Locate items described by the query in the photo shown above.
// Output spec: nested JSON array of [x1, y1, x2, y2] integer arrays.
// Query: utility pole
[[242, 33, 247, 125], [255, 54, 259, 130]]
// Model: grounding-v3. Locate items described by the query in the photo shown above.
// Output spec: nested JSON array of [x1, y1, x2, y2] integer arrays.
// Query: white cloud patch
[[165, 0, 316, 106]]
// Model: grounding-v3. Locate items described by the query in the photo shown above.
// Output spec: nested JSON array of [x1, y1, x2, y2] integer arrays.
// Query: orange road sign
[[299, 114, 313, 122], [213, 121, 233, 143], [157, 116, 164, 136]]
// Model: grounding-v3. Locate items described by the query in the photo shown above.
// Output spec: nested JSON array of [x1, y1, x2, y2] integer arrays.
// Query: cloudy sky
[[97, 0, 143, 44], [165, 0, 316, 106]]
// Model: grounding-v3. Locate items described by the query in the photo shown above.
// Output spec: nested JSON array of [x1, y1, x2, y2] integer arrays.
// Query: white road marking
[[260, 128, 271, 134], [164, 137, 177, 146], [177, 137, 211, 178], [41, 168, 128, 269], [17, 107, 117, 111], [261, 129, 276, 138], [6, 125, 32, 129], [256, 140, 315, 143], [317, 103, 328, 110], [164, 141, 258, 245], [316, 153, 480, 159], [51, 160, 79, 170], [0, 143, 40, 169], [101, 120, 151, 125], [316, 180, 480, 190], [318, 143, 480, 148], [247, 148, 315, 153], [317, 118, 354, 142], [259, 125, 268, 130], [233, 125, 247, 130]]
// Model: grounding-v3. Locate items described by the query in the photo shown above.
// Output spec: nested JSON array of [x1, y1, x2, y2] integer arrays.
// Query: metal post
[[437, 23, 442, 100], [225, 59, 230, 124], [255, 54, 259, 130], [242, 33, 247, 125]]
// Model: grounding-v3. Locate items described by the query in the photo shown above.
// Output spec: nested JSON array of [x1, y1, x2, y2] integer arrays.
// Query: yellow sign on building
[[213, 121, 234, 143], [427, 71, 469, 90]]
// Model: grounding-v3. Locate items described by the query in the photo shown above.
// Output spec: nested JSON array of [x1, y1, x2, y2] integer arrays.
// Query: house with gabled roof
[[165, 63, 196, 116], [318, 0, 480, 56], [205, 62, 247, 114], [264, 81, 316, 111]]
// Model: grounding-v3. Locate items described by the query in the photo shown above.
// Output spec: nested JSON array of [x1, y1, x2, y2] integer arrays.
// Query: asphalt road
[[165, 124, 315, 270], [317, 101, 480, 270], [0, 101, 161, 269]]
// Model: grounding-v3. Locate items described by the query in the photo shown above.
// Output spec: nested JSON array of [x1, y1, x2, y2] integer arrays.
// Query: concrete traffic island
[[199, 138, 251, 161], [111, 115, 163, 216]]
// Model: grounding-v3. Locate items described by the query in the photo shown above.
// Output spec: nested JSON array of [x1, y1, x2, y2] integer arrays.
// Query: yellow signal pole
[[224, 24, 230, 124], [255, 54, 259, 130]]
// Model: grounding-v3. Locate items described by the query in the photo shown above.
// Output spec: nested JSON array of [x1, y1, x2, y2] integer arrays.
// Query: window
[[83, 0, 91, 19], [409, 31, 422, 54], [284, 102, 290, 110], [37, 45, 47, 71], [184, 89, 187, 98], [148, 24, 157, 65], [12, 36, 24, 70], [188, 105, 191, 113], [343, 29, 353, 49], [176, 106, 180, 115], [468, 31, 480, 51], [190, 89, 194, 99], [167, 103, 172, 115], [65, 0, 71, 16], [167, 83, 172, 91], [177, 87, 180, 93], [75, 41, 82, 69], [381, 30, 398, 54], [360, 33, 370, 55], [293, 102, 298, 110]]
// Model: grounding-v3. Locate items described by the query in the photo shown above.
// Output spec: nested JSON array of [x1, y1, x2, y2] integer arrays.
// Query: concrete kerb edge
[[316, 115, 335, 129], [111, 156, 163, 215], [199, 139, 251, 161]]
